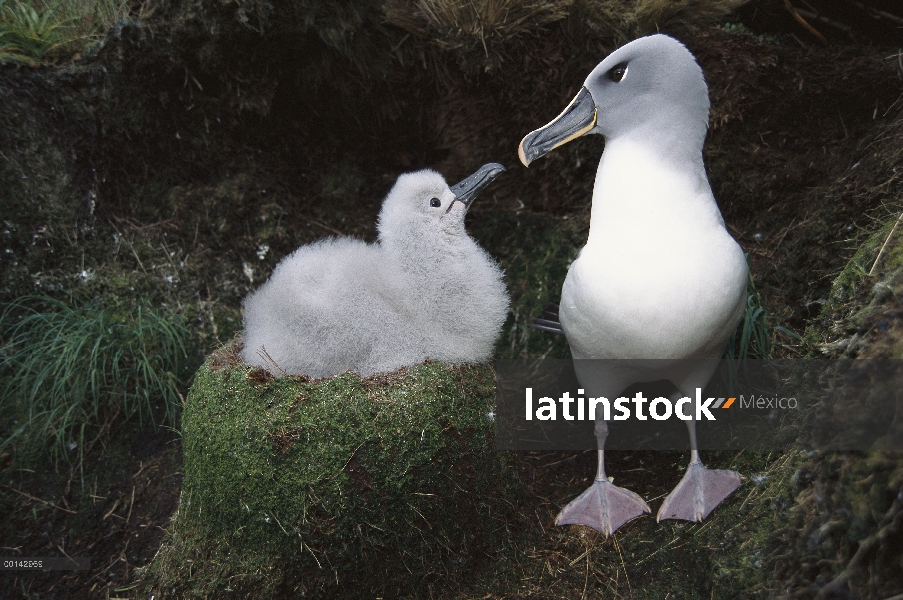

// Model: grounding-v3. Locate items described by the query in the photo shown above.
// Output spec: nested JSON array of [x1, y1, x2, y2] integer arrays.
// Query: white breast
[[560, 138, 748, 360]]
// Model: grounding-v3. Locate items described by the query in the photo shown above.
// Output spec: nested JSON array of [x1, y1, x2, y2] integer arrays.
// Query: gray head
[[518, 35, 710, 166], [378, 163, 505, 248]]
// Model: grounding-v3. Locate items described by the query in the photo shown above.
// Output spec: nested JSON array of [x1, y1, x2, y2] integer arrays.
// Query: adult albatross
[[518, 34, 747, 536]]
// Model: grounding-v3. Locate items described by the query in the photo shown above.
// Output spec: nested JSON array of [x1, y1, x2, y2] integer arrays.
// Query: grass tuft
[[0, 0, 131, 64], [384, 0, 573, 48], [0, 295, 192, 467], [385, 0, 750, 61], [725, 254, 799, 361], [0, 0, 70, 63]]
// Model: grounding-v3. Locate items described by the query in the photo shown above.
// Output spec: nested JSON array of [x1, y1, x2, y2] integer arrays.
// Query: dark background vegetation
[[1, 0, 902, 597]]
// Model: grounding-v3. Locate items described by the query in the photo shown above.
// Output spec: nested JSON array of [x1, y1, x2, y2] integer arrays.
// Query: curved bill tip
[[517, 140, 530, 168], [517, 86, 597, 167], [447, 163, 506, 212]]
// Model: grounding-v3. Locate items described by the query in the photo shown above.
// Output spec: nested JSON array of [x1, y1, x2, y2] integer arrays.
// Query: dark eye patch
[[429, 198, 441, 208], [608, 63, 628, 82]]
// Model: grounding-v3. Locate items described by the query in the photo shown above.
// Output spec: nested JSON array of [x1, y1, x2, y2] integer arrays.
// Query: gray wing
[[529, 301, 564, 335]]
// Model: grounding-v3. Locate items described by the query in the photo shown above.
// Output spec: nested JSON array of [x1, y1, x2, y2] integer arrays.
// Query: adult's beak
[[518, 87, 597, 167], [446, 163, 506, 213]]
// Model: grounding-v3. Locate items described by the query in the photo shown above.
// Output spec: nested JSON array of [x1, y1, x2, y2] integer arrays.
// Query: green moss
[[781, 211, 903, 597], [804, 214, 903, 358], [750, 451, 903, 598], [142, 350, 517, 597]]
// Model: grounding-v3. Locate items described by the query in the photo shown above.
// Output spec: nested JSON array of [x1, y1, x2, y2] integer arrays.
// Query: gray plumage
[[241, 165, 510, 378]]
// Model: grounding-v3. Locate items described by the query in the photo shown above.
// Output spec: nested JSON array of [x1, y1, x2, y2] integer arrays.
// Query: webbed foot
[[556, 478, 650, 536], [656, 461, 741, 523]]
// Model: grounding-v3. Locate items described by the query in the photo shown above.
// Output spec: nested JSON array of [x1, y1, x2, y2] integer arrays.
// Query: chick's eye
[[429, 198, 441, 208], [608, 64, 627, 82]]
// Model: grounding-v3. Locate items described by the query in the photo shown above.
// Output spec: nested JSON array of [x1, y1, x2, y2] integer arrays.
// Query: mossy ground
[[806, 206, 903, 360], [141, 352, 515, 598]]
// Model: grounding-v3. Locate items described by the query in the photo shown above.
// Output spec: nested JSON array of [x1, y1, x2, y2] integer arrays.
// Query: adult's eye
[[429, 198, 441, 208], [608, 64, 627, 82]]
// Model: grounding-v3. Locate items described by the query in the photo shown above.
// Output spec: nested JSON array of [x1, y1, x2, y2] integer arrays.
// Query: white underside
[[560, 137, 747, 368]]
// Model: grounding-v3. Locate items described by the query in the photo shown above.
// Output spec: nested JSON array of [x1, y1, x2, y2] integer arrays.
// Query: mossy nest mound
[[144, 342, 516, 598]]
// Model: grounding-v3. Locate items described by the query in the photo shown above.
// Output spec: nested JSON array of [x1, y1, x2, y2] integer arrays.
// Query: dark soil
[[0, 424, 182, 599]]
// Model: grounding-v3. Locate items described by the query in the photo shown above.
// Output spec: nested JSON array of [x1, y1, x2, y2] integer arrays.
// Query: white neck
[[587, 134, 723, 244]]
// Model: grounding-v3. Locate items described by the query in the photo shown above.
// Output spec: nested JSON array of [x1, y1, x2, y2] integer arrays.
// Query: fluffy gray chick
[[241, 163, 509, 378]]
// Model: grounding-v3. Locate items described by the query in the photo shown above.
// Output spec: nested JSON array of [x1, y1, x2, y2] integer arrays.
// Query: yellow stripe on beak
[[517, 87, 598, 167]]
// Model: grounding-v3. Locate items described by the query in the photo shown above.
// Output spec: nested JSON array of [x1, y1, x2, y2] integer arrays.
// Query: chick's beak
[[518, 87, 597, 167], [446, 163, 506, 214]]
